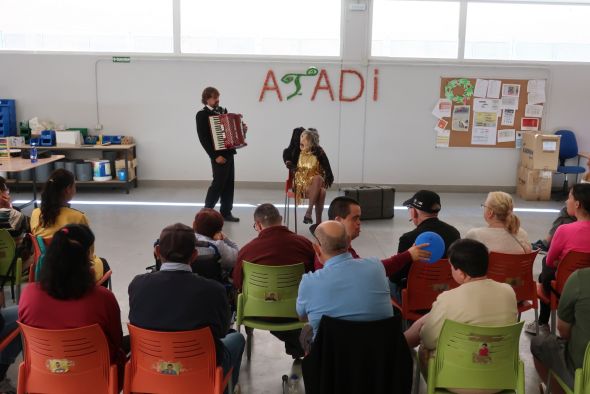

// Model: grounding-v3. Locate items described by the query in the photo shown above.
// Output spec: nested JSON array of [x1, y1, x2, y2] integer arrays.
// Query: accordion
[[209, 113, 247, 151]]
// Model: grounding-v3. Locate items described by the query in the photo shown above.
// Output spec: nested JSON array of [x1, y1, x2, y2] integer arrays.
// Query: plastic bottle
[[287, 373, 300, 394], [30, 142, 38, 163]]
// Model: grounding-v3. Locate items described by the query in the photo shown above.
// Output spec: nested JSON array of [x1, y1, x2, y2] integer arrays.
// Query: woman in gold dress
[[294, 129, 334, 232]]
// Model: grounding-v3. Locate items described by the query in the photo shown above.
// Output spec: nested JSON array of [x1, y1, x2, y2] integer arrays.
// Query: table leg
[[32, 168, 37, 208]]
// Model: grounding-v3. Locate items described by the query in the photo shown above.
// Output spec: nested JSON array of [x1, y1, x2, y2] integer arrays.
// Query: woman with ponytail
[[30, 169, 106, 281], [465, 191, 531, 254], [18, 224, 125, 375]]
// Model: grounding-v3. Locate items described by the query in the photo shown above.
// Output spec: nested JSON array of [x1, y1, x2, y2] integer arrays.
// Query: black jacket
[[312, 146, 334, 188], [196, 106, 236, 160], [282, 127, 305, 170], [390, 217, 461, 284], [128, 269, 231, 363], [302, 315, 413, 394]]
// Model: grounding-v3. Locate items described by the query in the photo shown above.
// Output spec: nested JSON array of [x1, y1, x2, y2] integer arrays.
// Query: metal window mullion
[[173, 0, 181, 55], [458, 0, 468, 59]]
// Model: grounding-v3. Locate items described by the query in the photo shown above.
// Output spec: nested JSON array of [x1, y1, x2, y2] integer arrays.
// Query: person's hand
[[0, 192, 11, 209], [213, 231, 225, 241], [409, 243, 431, 262], [215, 156, 227, 164], [285, 160, 292, 169], [242, 122, 248, 133]]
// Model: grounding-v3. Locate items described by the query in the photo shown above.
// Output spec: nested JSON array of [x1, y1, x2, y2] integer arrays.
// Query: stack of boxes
[[517, 132, 561, 201]]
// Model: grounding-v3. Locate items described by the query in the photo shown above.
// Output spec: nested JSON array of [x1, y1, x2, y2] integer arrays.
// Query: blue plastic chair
[[554, 130, 586, 193]]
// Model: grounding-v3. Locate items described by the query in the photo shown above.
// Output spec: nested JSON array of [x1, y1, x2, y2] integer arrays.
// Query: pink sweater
[[546, 221, 590, 268]]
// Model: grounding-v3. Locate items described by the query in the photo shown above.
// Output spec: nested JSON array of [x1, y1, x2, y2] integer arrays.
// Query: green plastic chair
[[427, 319, 525, 394], [236, 261, 305, 360], [0, 229, 24, 303], [549, 342, 590, 394]]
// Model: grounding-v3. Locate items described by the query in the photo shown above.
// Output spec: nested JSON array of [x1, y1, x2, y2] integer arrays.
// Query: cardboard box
[[516, 165, 552, 201], [519, 132, 560, 171], [115, 159, 137, 180]]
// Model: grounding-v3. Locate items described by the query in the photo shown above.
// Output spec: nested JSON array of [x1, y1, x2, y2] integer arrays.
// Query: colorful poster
[[521, 117, 540, 131], [452, 105, 470, 131], [435, 128, 450, 148]]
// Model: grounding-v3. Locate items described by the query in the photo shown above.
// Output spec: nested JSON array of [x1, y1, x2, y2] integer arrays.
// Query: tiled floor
[[5, 184, 566, 393]]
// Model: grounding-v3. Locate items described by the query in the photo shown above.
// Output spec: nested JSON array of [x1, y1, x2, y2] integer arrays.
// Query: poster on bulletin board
[[433, 77, 546, 148]]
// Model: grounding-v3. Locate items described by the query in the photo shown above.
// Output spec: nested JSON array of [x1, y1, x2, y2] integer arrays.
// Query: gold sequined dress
[[294, 151, 323, 205]]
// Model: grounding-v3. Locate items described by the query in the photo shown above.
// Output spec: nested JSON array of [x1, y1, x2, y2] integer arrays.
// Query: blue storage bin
[[0, 99, 17, 137]]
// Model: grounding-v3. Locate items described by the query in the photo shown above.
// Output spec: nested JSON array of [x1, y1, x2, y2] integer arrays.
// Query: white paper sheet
[[527, 79, 546, 93], [487, 80, 502, 99], [516, 131, 524, 149], [501, 109, 516, 126], [473, 98, 500, 113], [498, 129, 516, 143], [435, 127, 450, 148], [528, 91, 546, 104], [474, 79, 489, 98], [500, 96, 519, 110], [474, 112, 498, 128], [472, 126, 497, 145], [432, 99, 452, 118], [525, 104, 543, 118]]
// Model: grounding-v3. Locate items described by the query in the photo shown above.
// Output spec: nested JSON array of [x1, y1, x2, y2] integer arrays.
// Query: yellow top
[[294, 151, 321, 204], [30, 207, 104, 281]]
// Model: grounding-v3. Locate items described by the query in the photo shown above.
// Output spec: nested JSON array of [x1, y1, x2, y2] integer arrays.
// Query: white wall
[[0, 6, 589, 187]]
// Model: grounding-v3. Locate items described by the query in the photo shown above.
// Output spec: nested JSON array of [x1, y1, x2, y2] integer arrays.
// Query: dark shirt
[[196, 106, 236, 160], [233, 226, 315, 290], [391, 217, 461, 284], [128, 269, 230, 363]]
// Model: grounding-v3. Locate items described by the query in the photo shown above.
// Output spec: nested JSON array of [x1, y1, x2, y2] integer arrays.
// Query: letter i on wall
[[373, 69, 379, 101]]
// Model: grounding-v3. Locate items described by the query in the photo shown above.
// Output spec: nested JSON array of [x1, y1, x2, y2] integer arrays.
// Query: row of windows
[[1, 0, 590, 62]]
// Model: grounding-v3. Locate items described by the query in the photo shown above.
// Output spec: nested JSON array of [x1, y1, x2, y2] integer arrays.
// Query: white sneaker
[[525, 321, 550, 335]]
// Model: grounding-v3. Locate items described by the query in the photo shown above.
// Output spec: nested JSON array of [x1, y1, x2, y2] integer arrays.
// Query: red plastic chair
[[391, 259, 458, 325], [536, 251, 590, 333], [283, 171, 298, 233], [488, 250, 540, 324], [17, 323, 118, 394], [124, 324, 232, 394]]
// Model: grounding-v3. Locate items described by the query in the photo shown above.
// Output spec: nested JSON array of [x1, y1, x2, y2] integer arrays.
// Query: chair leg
[[535, 308, 539, 336], [412, 350, 421, 394], [246, 330, 253, 361], [294, 200, 298, 234], [284, 194, 289, 228], [550, 310, 556, 334]]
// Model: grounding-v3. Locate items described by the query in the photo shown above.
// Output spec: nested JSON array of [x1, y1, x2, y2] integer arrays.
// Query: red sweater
[[19, 283, 124, 366], [546, 221, 590, 268], [314, 245, 413, 276], [233, 226, 315, 290]]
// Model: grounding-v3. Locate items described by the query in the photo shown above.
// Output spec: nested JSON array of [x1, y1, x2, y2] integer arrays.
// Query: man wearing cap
[[390, 190, 460, 287], [128, 223, 245, 391]]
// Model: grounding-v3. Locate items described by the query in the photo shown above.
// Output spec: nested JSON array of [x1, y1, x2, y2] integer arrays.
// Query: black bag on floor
[[340, 186, 395, 220]]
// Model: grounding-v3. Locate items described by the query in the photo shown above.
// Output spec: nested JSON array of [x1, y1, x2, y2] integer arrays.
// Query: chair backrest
[[575, 342, 590, 394], [0, 229, 16, 276], [18, 322, 115, 394], [404, 259, 458, 313], [192, 241, 223, 282], [555, 130, 579, 161], [29, 235, 52, 282], [241, 261, 305, 319], [488, 250, 539, 307], [302, 315, 413, 394], [126, 324, 219, 394], [430, 320, 524, 391], [555, 251, 590, 295]]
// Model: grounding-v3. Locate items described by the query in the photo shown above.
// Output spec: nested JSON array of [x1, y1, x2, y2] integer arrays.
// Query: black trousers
[[538, 256, 557, 325], [270, 329, 304, 359], [205, 155, 235, 216]]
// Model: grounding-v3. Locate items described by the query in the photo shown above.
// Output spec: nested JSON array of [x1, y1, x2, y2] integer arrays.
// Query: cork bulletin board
[[436, 77, 546, 148]]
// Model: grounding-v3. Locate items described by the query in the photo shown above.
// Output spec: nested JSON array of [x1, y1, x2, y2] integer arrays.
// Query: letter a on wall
[[259, 70, 283, 102]]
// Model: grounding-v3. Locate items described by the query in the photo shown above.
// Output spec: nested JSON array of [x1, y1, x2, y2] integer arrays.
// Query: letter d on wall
[[339, 69, 365, 102]]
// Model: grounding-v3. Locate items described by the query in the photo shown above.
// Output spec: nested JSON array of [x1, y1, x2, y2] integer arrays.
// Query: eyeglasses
[[480, 204, 490, 209]]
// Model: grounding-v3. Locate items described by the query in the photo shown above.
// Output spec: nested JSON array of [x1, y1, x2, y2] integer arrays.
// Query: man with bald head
[[296, 221, 393, 340]]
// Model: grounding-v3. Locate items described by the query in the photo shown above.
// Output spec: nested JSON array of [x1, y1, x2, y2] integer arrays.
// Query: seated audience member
[[465, 191, 531, 254], [532, 207, 576, 252], [404, 239, 518, 374], [30, 169, 107, 282], [129, 223, 244, 390], [18, 224, 125, 376], [390, 190, 461, 287], [314, 196, 431, 274], [527, 184, 590, 335], [193, 208, 239, 274], [297, 221, 393, 347], [0, 305, 22, 393], [233, 203, 314, 358], [531, 268, 590, 392], [0, 176, 29, 247]]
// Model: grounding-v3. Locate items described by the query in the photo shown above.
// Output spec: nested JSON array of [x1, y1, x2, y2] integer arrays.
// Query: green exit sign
[[112, 56, 131, 63]]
